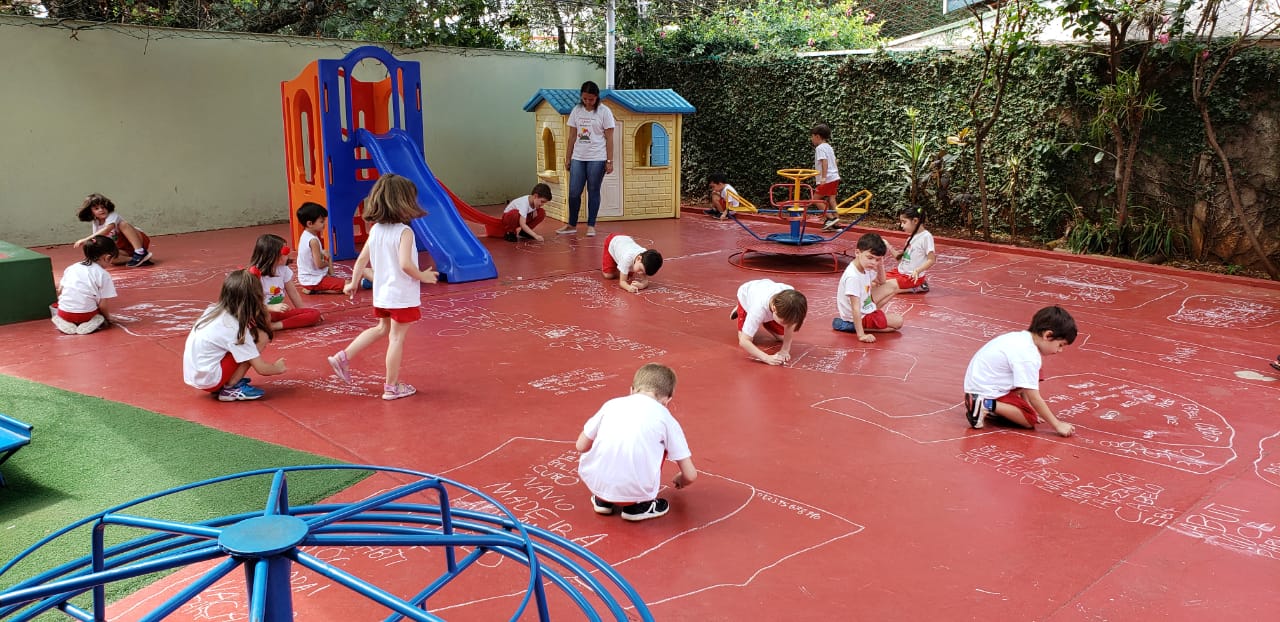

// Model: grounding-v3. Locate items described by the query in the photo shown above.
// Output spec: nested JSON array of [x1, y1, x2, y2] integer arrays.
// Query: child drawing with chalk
[[52, 235, 118, 335], [576, 363, 697, 522], [963, 305, 1077, 437], [327, 174, 438, 401], [732, 279, 808, 365], [182, 269, 286, 401], [601, 233, 663, 293]]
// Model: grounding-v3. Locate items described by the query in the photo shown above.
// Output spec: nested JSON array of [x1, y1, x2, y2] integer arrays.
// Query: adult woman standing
[[555, 81, 615, 238]]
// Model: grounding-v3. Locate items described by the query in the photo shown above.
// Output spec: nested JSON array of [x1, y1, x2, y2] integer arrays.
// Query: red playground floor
[[4, 212, 1280, 620]]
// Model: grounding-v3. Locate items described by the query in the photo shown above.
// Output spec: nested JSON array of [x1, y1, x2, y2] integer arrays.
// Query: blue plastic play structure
[[0, 465, 652, 621], [282, 46, 498, 283]]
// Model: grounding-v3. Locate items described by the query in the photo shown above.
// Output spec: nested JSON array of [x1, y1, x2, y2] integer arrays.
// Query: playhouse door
[[600, 120, 623, 217]]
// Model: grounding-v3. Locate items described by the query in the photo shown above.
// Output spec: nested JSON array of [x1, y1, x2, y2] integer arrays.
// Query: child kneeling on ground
[[576, 363, 697, 522], [602, 234, 662, 294], [963, 305, 1077, 437], [52, 235, 118, 335]]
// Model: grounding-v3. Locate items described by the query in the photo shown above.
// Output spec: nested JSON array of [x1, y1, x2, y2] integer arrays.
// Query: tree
[[625, 0, 883, 58]]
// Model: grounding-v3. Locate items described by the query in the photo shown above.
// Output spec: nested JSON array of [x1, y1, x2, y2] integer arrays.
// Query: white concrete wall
[[0, 16, 600, 246]]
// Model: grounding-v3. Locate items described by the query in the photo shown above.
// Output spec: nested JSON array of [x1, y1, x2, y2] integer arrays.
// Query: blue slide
[[355, 128, 498, 283]]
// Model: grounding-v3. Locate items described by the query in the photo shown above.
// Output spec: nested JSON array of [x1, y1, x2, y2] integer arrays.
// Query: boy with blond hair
[[577, 363, 697, 522]]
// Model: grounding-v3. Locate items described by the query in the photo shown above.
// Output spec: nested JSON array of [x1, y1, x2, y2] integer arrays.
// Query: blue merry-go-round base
[[765, 232, 827, 245], [0, 465, 653, 622]]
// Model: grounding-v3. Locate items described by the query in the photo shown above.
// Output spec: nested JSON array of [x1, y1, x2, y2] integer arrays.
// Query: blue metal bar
[[99, 514, 223, 539], [292, 551, 445, 622], [264, 469, 289, 516], [248, 558, 268, 622], [391, 546, 487, 620], [0, 545, 223, 608], [56, 601, 93, 621], [305, 477, 443, 530], [138, 557, 242, 622], [304, 533, 521, 548]]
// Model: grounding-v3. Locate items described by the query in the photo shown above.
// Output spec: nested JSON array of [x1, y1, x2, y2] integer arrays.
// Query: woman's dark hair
[[579, 81, 601, 110]]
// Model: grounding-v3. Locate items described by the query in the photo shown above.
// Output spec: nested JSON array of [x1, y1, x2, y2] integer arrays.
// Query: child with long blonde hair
[[248, 233, 322, 330], [328, 174, 438, 400], [183, 270, 287, 401]]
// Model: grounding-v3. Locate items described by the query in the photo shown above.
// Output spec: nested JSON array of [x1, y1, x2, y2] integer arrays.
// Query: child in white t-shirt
[[295, 202, 372, 294], [502, 183, 552, 242], [707, 172, 741, 219], [52, 235, 118, 335], [601, 234, 663, 294], [833, 233, 904, 342], [811, 124, 842, 230], [249, 234, 321, 331], [183, 269, 287, 401], [963, 305, 1077, 437], [577, 363, 697, 522], [885, 205, 936, 293], [733, 279, 808, 365], [74, 193, 154, 268]]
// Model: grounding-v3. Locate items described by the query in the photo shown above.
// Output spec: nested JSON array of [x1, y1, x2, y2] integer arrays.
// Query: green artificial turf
[[0, 374, 367, 599]]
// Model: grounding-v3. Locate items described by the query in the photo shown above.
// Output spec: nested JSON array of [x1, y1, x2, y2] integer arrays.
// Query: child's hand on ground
[[534, 233, 544, 242], [672, 473, 688, 489], [762, 353, 785, 366], [776, 350, 792, 363], [859, 333, 876, 343], [343, 281, 357, 297], [1053, 421, 1075, 437]]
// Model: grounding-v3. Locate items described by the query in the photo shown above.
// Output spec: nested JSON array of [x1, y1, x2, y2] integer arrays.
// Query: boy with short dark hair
[[732, 279, 808, 366], [602, 233, 663, 293], [811, 123, 841, 230], [576, 363, 697, 522], [502, 183, 552, 242], [963, 305, 1078, 437], [833, 233, 904, 341], [707, 172, 740, 219], [295, 202, 372, 294]]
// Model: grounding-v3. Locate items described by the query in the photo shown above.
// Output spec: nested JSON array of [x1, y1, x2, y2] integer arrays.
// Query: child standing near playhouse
[[52, 235, 118, 335], [183, 269, 287, 401], [249, 234, 322, 331], [707, 172, 740, 220], [327, 174, 439, 401], [75, 193, 154, 267], [733, 279, 808, 366], [811, 124, 841, 230], [576, 363, 697, 522], [963, 305, 1077, 437], [602, 234, 663, 294], [296, 202, 373, 294], [833, 233, 904, 341], [885, 205, 936, 294], [502, 183, 552, 242]]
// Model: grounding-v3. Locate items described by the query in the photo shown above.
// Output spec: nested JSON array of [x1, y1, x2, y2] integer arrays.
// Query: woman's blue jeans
[[566, 159, 607, 227]]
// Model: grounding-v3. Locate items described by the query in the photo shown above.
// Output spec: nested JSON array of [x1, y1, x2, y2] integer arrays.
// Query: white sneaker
[[586, 227, 597, 237], [75, 314, 106, 335], [555, 226, 577, 235], [51, 316, 77, 335]]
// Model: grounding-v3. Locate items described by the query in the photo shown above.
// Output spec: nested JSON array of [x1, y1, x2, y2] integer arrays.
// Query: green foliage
[[886, 107, 936, 205], [626, 0, 883, 58]]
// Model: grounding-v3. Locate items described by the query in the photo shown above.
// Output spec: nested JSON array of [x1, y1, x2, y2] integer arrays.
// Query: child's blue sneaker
[[360, 278, 373, 290], [218, 379, 264, 402]]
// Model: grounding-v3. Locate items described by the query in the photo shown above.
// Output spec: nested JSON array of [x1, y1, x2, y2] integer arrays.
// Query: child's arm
[[912, 251, 937, 280], [777, 327, 795, 362], [848, 295, 875, 343], [248, 356, 287, 376], [97, 299, 113, 324], [738, 331, 785, 365], [1024, 388, 1075, 437], [575, 432, 593, 453], [308, 238, 331, 270], [398, 229, 439, 284], [672, 457, 697, 489], [519, 215, 544, 242], [343, 243, 373, 297], [283, 281, 308, 309], [630, 274, 649, 292]]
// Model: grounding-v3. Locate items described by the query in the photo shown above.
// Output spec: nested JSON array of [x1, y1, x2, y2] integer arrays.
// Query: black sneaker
[[590, 495, 616, 515], [1271, 360, 1280, 372], [621, 498, 669, 522], [504, 232, 518, 242], [729, 308, 739, 320], [518, 230, 535, 239], [126, 250, 152, 267], [704, 208, 720, 217], [964, 394, 991, 429], [919, 281, 930, 293]]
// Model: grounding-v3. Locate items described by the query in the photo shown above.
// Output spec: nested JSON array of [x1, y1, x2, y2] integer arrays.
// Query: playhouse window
[[542, 126, 557, 173], [635, 122, 669, 167]]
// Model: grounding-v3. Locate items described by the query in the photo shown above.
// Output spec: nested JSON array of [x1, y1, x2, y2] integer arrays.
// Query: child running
[[296, 202, 372, 294], [52, 235, 118, 335], [327, 174, 439, 401], [502, 183, 552, 242], [249, 234, 322, 331], [182, 269, 287, 401], [833, 233, 904, 341], [707, 172, 740, 220], [75, 193, 154, 267], [602, 234, 663, 294], [963, 305, 1077, 437], [576, 363, 697, 522], [885, 205, 936, 293], [732, 279, 808, 365]]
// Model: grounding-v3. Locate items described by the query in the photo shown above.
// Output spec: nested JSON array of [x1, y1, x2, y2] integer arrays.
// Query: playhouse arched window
[[541, 125, 557, 174], [635, 122, 669, 167]]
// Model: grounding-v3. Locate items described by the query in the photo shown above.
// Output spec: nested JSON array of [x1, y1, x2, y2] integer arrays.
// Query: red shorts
[[815, 180, 839, 197], [601, 233, 621, 273], [114, 230, 152, 255], [861, 309, 888, 330], [301, 275, 346, 293], [203, 353, 241, 393], [886, 269, 925, 290], [501, 208, 546, 234], [968, 391, 1039, 426], [375, 306, 421, 323], [735, 302, 785, 336], [53, 303, 99, 323]]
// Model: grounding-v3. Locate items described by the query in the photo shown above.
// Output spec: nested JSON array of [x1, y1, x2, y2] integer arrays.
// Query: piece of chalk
[[517, 276, 523, 280]]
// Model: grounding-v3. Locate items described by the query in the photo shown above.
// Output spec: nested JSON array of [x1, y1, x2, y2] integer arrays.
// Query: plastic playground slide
[[355, 128, 498, 283]]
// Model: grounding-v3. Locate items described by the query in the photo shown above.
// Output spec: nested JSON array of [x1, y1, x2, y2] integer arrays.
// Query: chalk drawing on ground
[[270, 367, 384, 397], [813, 396, 976, 444], [272, 317, 369, 351], [1256, 432, 1280, 489], [1074, 324, 1280, 388], [107, 266, 223, 289], [640, 283, 734, 314], [931, 261, 1186, 309], [1167, 295, 1280, 329], [790, 346, 919, 381], [528, 368, 619, 396], [112, 300, 209, 338]]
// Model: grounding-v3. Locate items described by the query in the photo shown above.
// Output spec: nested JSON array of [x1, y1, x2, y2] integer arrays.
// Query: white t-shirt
[[718, 184, 741, 208], [297, 230, 328, 287], [814, 143, 840, 184], [260, 264, 293, 306], [91, 212, 122, 238], [836, 262, 876, 321], [578, 393, 692, 503], [897, 230, 935, 275], [737, 279, 793, 337], [964, 331, 1042, 400], [567, 103, 616, 162], [608, 235, 646, 279], [368, 222, 421, 309], [58, 262, 117, 313], [183, 307, 261, 390], [504, 195, 536, 218]]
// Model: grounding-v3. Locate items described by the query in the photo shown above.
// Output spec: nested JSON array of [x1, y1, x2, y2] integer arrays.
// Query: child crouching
[[183, 270, 287, 401]]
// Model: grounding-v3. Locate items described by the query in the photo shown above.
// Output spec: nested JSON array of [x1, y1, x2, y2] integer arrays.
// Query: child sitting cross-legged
[[833, 232, 904, 342], [249, 234, 322, 331], [576, 363, 697, 522], [295, 202, 372, 294]]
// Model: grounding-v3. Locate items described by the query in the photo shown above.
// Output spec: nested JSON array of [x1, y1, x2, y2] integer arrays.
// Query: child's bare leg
[[223, 361, 252, 387], [384, 320, 412, 386], [991, 402, 1035, 428], [872, 281, 898, 308], [345, 318, 390, 360], [602, 269, 619, 280], [117, 221, 147, 252]]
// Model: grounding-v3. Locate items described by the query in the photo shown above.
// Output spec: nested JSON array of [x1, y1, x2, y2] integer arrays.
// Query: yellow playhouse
[[523, 89, 695, 222]]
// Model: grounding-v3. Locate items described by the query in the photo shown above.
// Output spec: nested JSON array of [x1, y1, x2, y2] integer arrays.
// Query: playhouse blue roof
[[522, 89, 695, 114]]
